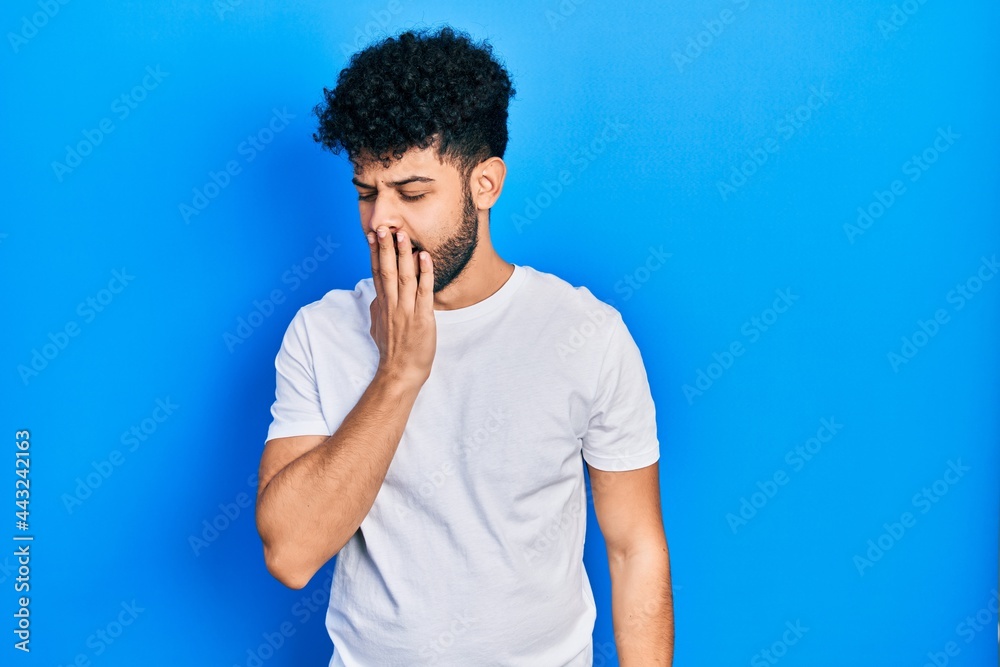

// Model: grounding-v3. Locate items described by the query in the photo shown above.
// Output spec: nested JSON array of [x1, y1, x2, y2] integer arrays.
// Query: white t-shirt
[[265, 263, 660, 667]]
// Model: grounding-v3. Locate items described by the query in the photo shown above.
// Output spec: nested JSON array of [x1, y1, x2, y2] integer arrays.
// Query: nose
[[366, 191, 401, 236]]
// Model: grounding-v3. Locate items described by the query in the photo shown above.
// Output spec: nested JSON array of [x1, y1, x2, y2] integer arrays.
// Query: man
[[255, 25, 673, 666]]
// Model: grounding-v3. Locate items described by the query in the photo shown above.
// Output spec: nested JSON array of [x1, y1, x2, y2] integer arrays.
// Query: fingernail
[[366, 232, 374, 244], [396, 232, 404, 242], [377, 228, 386, 238]]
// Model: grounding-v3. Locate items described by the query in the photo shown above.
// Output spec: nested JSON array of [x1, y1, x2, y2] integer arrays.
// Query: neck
[[433, 246, 513, 311]]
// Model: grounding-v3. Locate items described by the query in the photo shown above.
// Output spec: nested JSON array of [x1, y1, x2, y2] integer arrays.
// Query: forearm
[[609, 542, 674, 666], [256, 370, 421, 586]]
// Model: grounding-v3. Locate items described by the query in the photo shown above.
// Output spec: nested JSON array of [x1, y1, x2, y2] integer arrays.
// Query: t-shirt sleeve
[[581, 313, 661, 471], [265, 310, 332, 443]]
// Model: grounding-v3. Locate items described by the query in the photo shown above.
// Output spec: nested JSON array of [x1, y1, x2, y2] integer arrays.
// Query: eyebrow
[[351, 175, 436, 189]]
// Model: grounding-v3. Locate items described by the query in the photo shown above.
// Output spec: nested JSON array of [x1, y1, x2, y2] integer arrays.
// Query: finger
[[367, 231, 383, 305], [376, 226, 398, 308], [416, 250, 433, 314], [394, 231, 416, 307]]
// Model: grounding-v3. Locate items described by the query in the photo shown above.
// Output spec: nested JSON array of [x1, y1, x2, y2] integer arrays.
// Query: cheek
[[411, 206, 448, 247], [357, 205, 374, 229]]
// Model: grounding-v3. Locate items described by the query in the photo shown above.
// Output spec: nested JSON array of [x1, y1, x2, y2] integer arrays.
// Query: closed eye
[[357, 192, 427, 202]]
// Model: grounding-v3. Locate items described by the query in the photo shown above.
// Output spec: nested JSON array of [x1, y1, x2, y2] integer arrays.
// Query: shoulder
[[518, 265, 623, 356], [520, 264, 621, 322], [285, 276, 375, 336]]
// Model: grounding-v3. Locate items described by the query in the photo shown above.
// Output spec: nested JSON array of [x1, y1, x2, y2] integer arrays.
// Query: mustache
[[392, 236, 423, 254]]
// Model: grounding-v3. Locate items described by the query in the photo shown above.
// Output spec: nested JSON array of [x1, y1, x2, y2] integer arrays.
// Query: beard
[[421, 182, 479, 293]]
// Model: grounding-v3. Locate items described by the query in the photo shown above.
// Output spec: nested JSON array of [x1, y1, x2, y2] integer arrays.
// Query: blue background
[[3, 0, 999, 665]]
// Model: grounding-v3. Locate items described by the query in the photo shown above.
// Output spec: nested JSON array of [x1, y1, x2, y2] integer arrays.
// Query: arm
[[589, 461, 673, 666], [256, 225, 435, 590], [256, 369, 421, 589]]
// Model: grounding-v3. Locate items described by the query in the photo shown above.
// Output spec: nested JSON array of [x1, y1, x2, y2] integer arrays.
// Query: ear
[[470, 157, 507, 211]]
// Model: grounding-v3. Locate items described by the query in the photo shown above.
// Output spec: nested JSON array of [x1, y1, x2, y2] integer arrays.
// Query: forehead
[[352, 143, 459, 183]]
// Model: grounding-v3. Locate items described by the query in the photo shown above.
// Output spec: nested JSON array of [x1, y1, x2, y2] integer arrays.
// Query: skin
[[255, 135, 512, 590], [591, 463, 674, 665], [255, 133, 672, 664], [351, 136, 515, 312]]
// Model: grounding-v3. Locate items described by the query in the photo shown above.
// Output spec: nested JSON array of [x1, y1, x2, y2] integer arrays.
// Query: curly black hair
[[312, 25, 517, 184]]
